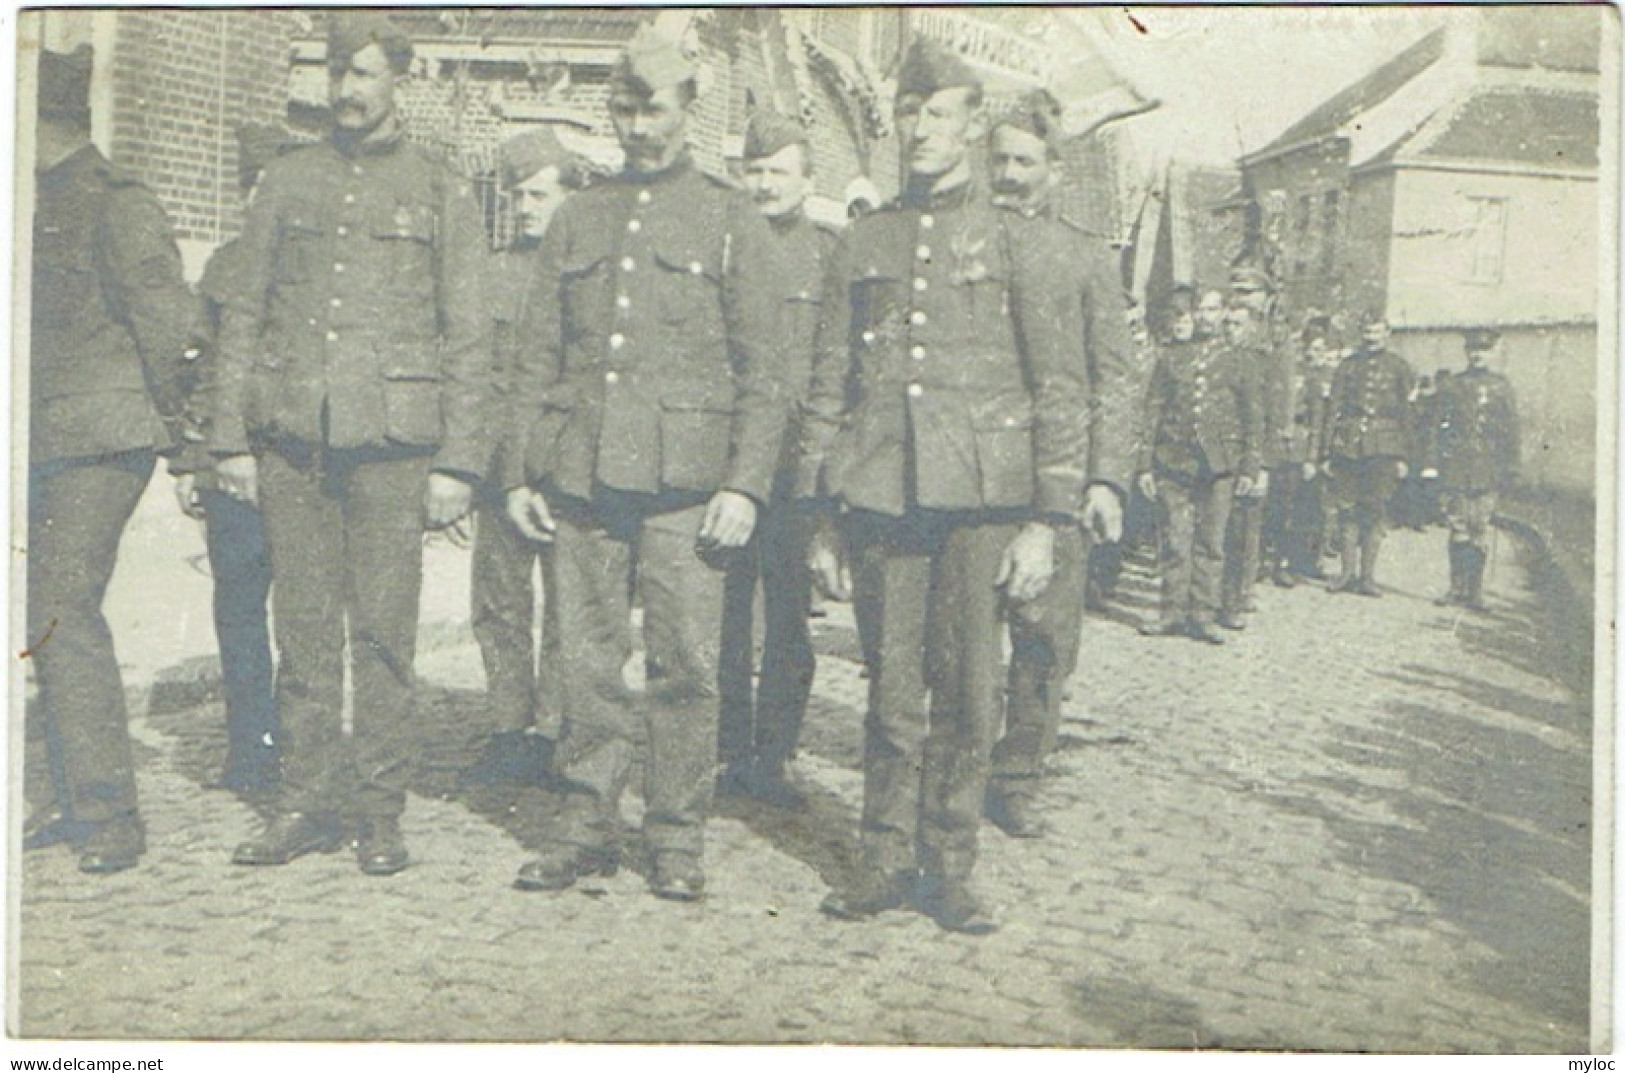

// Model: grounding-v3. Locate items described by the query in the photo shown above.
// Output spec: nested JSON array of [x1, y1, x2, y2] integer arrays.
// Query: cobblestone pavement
[[13, 484, 1594, 1051]]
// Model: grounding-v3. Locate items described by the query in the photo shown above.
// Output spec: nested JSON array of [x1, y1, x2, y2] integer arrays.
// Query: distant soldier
[[1218, 265, 1279, 628], [800, 42, 1093, 933], [1320, 313, 1415, 596], [462, 128, 584, 790], [1137, 289, 1263, 645], [214, 14, 492, 876], [26, 45, 195, 873], [716, 108, 838, 809], [983, 89, 1134, 839], [1269, 316, 1339, 583], [503, 26, 786, 902], [1424, 329, 1520, 611], [171, 122, 297, 796]]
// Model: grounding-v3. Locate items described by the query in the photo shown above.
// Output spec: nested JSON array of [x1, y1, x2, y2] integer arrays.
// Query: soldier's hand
[[216, 454, 258, 507], [1234, 475, 1255, 498], [1083, 485, 1124, 544], [1395, 460, 1410, 480], [424, 473, 474, 531], [996, 522, 1056, 605], [698, 491, 757, 549], [807, 519, 852, 603], [1137, 472, 1158, 502], [173, 473, 204, 520], [507, 487, 556, 543]]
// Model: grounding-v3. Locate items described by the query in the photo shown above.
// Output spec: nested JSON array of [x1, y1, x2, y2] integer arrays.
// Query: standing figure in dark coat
[[26, 45, 195, 873]]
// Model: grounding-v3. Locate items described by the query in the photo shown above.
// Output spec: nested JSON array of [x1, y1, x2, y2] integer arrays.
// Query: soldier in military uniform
[[981, 90, 1134, 840], [1218, 266, 1280, 628], [503, 27, 786, 902], [1270, 316, 1339, 582], [170, 123, 296, 796], [1321, 314, 1416, 597], [1137, 288, 1263, 645], [212, 15, 492, 875], [716, 109, 838, 809], [26, 45, 195, 873], [1423, 329, 1520, 611], [462, 128, 584, 790], [799, 42, 1090, 933]]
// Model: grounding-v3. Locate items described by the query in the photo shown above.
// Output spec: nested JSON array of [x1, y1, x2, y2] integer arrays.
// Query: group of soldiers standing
[[26, 15, 1520, 937]]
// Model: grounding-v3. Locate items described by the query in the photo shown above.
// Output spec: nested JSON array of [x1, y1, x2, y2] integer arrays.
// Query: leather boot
[[1328, 520, 1361, 593], [356, 815, 410, 876], [79, 813, 146, 874], [1357, 525, 1385, 596], [1464, 545, 1489, 611], [232, 811, 345, 866], [1436, 543, 1466, 606]]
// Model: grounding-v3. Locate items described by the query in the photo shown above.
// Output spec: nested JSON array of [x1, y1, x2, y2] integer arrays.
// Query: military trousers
[[471, 481, 560, 738], [26, 450, 155, 824], [846, 509, 1018, 882], [1443, 488, 1499, 550], [993, 524, 1087, 788], [1221, 489, 1264, 616], [1154, 468, 1236, 627], [1327, 456, 1402, 530], [1262, 465, 1324, 575], [257, 443, 431, 820], [545, 487, 728, 861], [718, 495, 816, 775], [199, 488, 278, 767]]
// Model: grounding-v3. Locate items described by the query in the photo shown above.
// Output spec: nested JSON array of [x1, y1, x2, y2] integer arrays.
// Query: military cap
[[894, 38, 980, 102], [609, 24, 697, 96], [742, 108, 809, 162], [327, 12, 414, 75], [500, 127, 575, 189], [236, 122, 294, 189], [1229, 263, 1272, 292], [994, 88, 1066, 152], [1463, 328, 1501, 352], [38, 45, 92, 123]]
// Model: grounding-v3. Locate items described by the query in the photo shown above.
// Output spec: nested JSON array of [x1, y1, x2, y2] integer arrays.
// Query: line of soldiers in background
[[1128, 277, 1520, 648], [24, 16, 1519, 936]]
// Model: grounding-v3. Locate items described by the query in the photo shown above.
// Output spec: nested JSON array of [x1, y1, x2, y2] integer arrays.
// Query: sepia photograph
[[8, 4, 1617, 1057]]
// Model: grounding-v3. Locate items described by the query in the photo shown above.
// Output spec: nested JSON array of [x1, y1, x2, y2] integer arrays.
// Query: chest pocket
[[949, 236, 1010, 326], [372, 202, 436, 288], [650, 233, 723, 326], [849, 264, 909, 340], [274, 211, 325, 285]]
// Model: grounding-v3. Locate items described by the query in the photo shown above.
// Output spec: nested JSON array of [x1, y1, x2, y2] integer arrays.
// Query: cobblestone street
[[14, 483, 1595, 1051]]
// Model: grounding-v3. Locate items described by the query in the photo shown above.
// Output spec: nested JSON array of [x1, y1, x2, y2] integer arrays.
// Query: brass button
[[910, 311, 927, 327], [605, 370, 620, 384], [616, 295, 631, 310], [910, 345, 926, 361], [609, 333, 625, 349], [326, 330, 338, 342], [920, 214, 934, 229], [637, 190, 652, 205], [916, 245, 931, 261], [621, 257, 636, 272], [627, 219, 642, 233], [907, 383, 924, 398], [913, 278, 928, 292]]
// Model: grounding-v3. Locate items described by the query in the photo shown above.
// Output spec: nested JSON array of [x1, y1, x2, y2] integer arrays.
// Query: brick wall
[[110, 10, 298, 247]]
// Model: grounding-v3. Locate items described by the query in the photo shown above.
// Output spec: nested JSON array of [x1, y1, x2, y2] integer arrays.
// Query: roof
[[1411, 86, 1598, 169], [1249, 27, 1447, 162]]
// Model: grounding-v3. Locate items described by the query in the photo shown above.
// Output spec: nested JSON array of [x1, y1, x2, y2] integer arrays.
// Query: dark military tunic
[[215, 126, 491, 477], [32, 145, 192, 465], [29, 143, 194, 828], [504, 155, 785, 503], [1431, 366, 1520, 493], [1322, 346, 1416, 464]]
